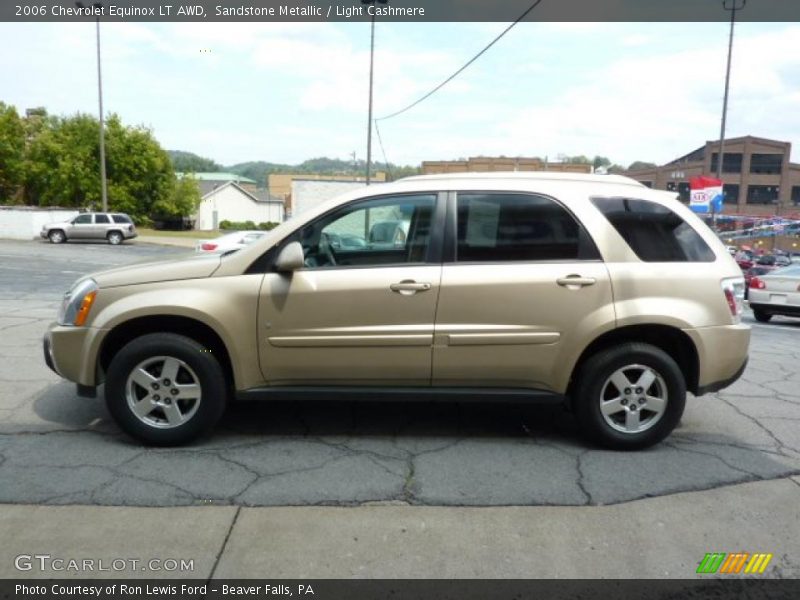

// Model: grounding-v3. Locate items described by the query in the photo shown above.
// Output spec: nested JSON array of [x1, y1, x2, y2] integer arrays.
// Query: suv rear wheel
[[573, 343, 686, 450], [105, 333, 227, 445], [48, 229, 65, 244], [107, 231, 124, 245]]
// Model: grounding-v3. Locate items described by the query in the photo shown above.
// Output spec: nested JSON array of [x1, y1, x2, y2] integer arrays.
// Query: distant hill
[[168, 150, 420, 188], [167, 150, 222, 173]]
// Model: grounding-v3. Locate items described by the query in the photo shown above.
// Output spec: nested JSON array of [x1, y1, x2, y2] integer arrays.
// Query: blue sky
[[1, 21, 798, 167]]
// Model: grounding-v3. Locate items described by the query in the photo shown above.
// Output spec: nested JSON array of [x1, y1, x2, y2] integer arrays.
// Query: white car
[[747, 265, 800, 322], [195, 231, 267, 254]]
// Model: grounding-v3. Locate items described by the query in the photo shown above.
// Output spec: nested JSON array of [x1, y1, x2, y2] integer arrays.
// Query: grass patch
[[137, 228, 217, 239]]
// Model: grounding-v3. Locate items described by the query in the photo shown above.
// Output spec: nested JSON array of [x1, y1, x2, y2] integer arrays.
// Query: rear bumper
[[749, 302, 800, 317], [696, 356, 748, 396], [683, 323, 750, 396]]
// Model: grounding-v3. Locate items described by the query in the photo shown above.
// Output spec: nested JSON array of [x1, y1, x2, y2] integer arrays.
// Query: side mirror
[[274, 241, 305, 272]]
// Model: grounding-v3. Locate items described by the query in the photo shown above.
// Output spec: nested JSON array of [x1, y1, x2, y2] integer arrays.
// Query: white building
[[194, 182, 284, 230], [290, 178, 378, 218]]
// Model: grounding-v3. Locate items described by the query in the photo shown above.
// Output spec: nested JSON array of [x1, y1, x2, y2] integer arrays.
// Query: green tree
[[104, 115, 175, 221], [151, 173, 201, 219], [23, 112, 100, 208], [592, 156, 612, 170], [21, 111, 175, 222], [628, 161, 657, 171], [0, 102, 25, 203]]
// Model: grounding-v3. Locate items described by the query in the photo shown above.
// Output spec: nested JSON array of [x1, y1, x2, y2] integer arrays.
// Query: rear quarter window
[[112, 214, 132, 224], [591, 197, 716, 262]]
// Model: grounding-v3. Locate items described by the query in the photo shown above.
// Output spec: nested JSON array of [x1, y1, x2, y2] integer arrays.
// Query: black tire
[[753, 309, 772, 323], [48, 229, 66, 244], [573, 343, 686, 450], [105, 333, 227, 445], [107, 231, 124, 245]]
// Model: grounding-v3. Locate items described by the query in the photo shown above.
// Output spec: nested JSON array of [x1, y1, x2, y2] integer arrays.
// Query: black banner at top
[[3, 0, 800, 23]]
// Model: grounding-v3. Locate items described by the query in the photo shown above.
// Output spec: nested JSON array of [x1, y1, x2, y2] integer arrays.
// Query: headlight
[[57, 278, 98, 327]]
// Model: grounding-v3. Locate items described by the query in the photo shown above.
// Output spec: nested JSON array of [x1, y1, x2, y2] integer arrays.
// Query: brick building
[[422, 156, 592, 175], [624, 136, 800, 217]]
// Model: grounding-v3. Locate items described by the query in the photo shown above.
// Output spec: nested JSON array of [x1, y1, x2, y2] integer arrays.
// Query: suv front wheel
[[573, 343, 686, 450], [105, 333, 227, 445], [48, 229, 66, 244]]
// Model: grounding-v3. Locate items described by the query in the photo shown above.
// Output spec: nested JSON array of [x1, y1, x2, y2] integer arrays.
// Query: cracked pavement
[[1, 239, 799, 507]]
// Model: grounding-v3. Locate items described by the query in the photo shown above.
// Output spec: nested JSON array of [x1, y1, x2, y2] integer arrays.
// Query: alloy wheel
[[125, 355, 202, 429], [598, 363, 668, 434]]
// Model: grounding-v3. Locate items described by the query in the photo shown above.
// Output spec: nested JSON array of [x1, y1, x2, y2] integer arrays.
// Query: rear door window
[[94, 214, 110, 224], [591, 197, 715, 262], [455, 192, 599, 262]]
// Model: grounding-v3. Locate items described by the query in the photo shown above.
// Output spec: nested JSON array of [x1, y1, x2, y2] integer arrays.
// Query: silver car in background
[[41, 212, 137, 245], [747, 265, 800, 322], [195, 230, 267, 253]]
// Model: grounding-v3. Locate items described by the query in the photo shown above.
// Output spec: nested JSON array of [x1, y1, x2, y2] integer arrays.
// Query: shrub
[[219, 220, 279, 231]]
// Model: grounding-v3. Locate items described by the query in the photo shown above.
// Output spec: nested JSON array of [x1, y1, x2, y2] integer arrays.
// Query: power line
[[375, 0, 545, 122]]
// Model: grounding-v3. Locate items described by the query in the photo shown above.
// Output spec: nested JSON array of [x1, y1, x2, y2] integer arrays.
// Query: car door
[[69, 213, 94, 240], [257, 192, 444, 385], [93, 213, 111, 239], [432, 191, 615, 392]]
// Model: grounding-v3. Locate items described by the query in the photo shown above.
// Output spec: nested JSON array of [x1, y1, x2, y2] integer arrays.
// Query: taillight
[[721, 277, 744, 322], [750, 277, 766, 290], [201, 243, 217, 251]]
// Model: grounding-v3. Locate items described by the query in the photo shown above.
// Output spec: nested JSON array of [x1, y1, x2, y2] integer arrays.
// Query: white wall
[[0, 207, 80, 240], [291, 180, 369, 217], [195, 185, 284, 230]]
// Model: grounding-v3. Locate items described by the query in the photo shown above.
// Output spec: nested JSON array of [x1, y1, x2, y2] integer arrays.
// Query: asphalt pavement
[[0, 238, 799, 578], [1, 238, 798, 507]]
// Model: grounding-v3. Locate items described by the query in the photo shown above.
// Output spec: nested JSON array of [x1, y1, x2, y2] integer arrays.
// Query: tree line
[[0, 102, 200, 225], [169, 150, 423, 189]]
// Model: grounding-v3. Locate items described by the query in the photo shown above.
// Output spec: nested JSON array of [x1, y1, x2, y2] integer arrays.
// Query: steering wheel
[[318, 232, 337, 266]]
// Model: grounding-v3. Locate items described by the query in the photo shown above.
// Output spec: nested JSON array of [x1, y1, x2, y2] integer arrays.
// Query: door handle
[[556, 275, 596, 288], [390, 280, 432, 295]]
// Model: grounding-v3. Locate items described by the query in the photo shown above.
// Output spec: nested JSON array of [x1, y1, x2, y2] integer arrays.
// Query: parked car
[[41, 212, 137, 245], [748, 265, 800, 322], [756, 254, 791, 268], [735, 250, 754, 270], [43, 173, 749, 449], [195, 231, 266, 254], [743, 266, 776, 299]]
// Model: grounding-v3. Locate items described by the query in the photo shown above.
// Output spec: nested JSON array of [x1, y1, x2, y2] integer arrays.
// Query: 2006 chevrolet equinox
[[44, 173, 750, 449]]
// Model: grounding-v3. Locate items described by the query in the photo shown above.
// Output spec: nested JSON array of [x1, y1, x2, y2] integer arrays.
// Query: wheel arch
[[98, 315, 235, 392], [567, 324, 700, 403]]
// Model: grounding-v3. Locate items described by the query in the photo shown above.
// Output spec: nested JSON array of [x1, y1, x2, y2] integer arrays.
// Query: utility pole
[[77, 1, 108, 211], [361, 1, 388, 186], [715, 0, 746, 227], [365, 6, 375, 185]]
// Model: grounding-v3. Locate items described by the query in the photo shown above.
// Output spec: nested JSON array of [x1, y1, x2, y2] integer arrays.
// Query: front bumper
[[43, 323, 105, 388]]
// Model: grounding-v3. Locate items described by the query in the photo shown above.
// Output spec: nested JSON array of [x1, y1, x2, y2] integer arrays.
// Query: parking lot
[[1, 238, 799, 509]]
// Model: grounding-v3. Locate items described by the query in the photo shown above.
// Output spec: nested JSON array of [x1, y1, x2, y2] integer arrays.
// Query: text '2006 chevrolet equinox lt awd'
[[44, 173, 750, 449]]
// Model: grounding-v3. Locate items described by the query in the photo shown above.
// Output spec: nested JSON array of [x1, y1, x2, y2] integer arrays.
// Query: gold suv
[[43, 173, 749, 449]]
